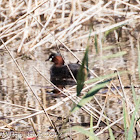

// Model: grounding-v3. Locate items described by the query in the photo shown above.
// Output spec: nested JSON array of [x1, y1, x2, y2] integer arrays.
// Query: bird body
[[47, 53, 80, 87], [50, 63, 80, 80]]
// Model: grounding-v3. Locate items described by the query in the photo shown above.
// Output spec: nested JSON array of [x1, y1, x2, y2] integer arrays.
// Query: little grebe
[[46, 53, 81, 93], [47, 53, 80, 81]]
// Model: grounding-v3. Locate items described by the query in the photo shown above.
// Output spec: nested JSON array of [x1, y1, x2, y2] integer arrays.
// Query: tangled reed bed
[[0, 0, 140, 139]]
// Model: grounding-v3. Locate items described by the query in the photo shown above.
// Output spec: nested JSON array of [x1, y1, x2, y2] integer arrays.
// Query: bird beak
[[45, 58, 52, 61], [45, 58, 49, 61]]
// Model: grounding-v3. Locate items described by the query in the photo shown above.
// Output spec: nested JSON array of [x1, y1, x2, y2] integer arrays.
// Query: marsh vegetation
[[0, 0, 140, 139]]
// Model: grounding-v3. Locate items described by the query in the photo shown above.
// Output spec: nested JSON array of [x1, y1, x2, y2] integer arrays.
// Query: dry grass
[[0, 0, 140, 139]]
